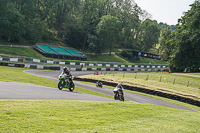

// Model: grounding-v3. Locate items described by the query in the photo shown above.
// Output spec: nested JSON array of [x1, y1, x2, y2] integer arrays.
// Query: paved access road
[[23, 70, 197, 112]]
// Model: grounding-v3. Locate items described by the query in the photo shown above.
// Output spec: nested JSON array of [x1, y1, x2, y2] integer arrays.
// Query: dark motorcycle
[[58, 73, 75, 92], [96, 81, 103, 88], [113, 87, 124, 101]]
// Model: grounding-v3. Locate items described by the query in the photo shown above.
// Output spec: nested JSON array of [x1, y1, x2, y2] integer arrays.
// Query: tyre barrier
[[24, 64, 60, 70], [74, 77, 200, 107], [0, 62, 25, 67], [0, 62, 60, 70]]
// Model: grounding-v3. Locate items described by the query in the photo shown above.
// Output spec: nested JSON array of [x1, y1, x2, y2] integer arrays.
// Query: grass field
[[75, 80, 200, 111], [0, 46, 44, 58], [86, 54, 129, 63], [78, 72, 200, 101], [0, 66, 200, 132], [129, 56, 168, 64], [1, 100, 200, 133]]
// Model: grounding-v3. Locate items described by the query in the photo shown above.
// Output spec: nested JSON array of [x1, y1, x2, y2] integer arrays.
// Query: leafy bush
[[121, 50, 132, 59]]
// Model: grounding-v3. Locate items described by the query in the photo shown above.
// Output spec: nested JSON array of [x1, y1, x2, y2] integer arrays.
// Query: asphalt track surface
[[0, 70, 198, 111], [0, 81, 116, 101]]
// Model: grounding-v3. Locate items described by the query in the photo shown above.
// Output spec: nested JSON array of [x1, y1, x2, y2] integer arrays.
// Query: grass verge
[[78, 72, 200, 101], [0, 66, 200, 132], [0, 100, 200, 133], [0, 47, 44, 58], [130, 56, 168, 64], [86, 54, 129, 63], [75, 80, 200, 111]]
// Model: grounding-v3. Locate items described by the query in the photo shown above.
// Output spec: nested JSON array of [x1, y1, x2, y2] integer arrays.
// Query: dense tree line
[[0, 0, 160, 54], [159, 0, 200, 72], [1, 0, 199, 72]]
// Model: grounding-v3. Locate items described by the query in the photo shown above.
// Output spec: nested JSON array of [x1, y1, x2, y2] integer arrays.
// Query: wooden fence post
[[173, 78, 175, 84], [159, 76, 162, 82], [146, 74, 149, 80], [187, 81, 189, 87]]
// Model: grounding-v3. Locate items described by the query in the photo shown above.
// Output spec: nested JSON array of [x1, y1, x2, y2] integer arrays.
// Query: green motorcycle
[[58, 73, 75, 92]]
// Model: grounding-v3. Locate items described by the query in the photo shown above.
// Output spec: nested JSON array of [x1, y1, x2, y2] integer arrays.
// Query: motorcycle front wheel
[[58, 81, 64, 90], [114, 92, 119, 100], [119, 94, 124, 101], [69, 82, 75, 92]]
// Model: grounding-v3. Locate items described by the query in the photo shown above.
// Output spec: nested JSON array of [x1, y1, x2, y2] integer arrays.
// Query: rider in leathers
[[96, 80, 102, 87], [62, 67, 72, 84], [114, 83, 124, 95]]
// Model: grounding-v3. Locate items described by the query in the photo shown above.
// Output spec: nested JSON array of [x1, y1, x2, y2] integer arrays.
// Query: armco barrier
[[69, 67, 168, 72], [74, 77, 200, 107], [0, 62, 168, 72], [0, 56, 169, 70]]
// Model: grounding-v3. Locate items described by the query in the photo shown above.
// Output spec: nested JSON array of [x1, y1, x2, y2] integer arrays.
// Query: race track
[[0, 81, 116, 101], [0, 70, 197, 111], [25, 70, 197, 111]]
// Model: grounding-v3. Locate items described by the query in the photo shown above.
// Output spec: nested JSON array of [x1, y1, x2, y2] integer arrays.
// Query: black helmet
[[63, 67, 69, 73]]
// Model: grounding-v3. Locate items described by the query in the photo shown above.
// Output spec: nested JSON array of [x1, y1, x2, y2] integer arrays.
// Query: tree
[[4, 0, 50, 42], [80, 0, 109, 51], [25, 17, 46, 42], [169, 0, 200, 72], [137, 19, 160, 52], [63, 23, 86, 49], [0, 0, 161, 53], [112, 0, 141, 49], [88, 15, 121, 55], [0, 0, 26, 42], [158, 26, 172, 60]]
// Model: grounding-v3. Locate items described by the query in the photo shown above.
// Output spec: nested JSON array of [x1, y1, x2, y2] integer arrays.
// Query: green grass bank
[[0, 66, 200, 132], [0, 45, 167, 64], [78, 72, 200, 101], [1, 100, 200, 133]]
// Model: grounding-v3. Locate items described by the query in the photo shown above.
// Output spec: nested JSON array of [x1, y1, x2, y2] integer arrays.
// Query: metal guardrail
[[0, 55, 169, 69]]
